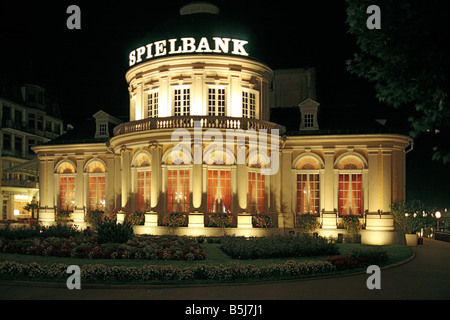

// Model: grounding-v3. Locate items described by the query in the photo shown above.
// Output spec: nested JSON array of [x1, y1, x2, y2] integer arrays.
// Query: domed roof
[[126, 2, 264, 68]]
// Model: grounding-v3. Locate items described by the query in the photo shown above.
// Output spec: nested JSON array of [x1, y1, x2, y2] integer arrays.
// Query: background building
[[0, 77, 65, 220]]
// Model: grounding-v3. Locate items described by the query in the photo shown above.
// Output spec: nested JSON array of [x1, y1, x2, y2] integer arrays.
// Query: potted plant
[[391, 200, 426, 246]]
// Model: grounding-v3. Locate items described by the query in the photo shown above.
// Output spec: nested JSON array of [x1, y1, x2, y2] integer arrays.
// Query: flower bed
[[0, 235, 206, 261], [0, 259, 336, 282], [325, 248, 389, 270]]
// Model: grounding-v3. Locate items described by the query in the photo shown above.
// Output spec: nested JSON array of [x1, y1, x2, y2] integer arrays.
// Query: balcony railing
[[1, 179, 38, 188], [114, 116, 286, 136]]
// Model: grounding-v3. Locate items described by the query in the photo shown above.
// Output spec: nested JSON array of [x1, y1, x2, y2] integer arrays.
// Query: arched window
[[337, 156, 364, 216], [134, 153, 151, 212], [295, 156, 320, 215], [87, 161, 106, 211], [58, 162, 75, 211]]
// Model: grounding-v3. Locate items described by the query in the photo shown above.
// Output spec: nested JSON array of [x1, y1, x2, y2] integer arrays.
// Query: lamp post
[[435, 211, 441, 232]]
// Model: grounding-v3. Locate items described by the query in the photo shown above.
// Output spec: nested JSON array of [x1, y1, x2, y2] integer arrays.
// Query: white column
[[150, 146, 161, 211], [73, 157, 85, 225], [382, 149, 392, 213], [121, 148, 132, 211], [368, 148, 379, 213]]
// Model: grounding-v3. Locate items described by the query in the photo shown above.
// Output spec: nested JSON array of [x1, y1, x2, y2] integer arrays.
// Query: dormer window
[[298, 98, 320, 131], [93, 110, 122, 138], [99, 122, 108, 137], [304, 113, 315, 128]]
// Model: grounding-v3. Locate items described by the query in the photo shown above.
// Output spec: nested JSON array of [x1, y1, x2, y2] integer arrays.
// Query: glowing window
[[207, 169, 231, 213], [89, 176, 105, 211], [295, 157, 320, 170], [338, 157, 364, 170], [167, 169, 190, 213], [338, 174, 363, 215], [248, 171, 265, 214], [174, 88, 190, 116], [88, 161, 106, 211], [137, 170, 151, 212], [60, 176, 75, 211], [242, 90, 256, 119], [208, 88, 226, 116], [88, 162, 105, 173], [296, 173, 320, 215], [147, 91, 158, 118], [59, 163, 75, 174]]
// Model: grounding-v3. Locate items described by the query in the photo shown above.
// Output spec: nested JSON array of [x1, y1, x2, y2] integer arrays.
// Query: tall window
[[88, 162, 106, 211], [135, 154, 151, 212], [242, 91, 256, 118], [174, 88, 190, 116], [338, 157, 364, 216], [296, 174, 320, 214], [338, 174, 362, 215], [208, 88, 226, 116], [147, 91, 158, 118], [3, 133, 11, 151], [59, 163, 75, 211], [207, 169, 231, 213], [248, 171, 265, 214], [167, 168, 190, 213]]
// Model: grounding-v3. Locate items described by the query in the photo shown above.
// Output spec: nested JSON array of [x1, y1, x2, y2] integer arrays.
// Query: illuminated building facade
[[34, 3, 412, 244]]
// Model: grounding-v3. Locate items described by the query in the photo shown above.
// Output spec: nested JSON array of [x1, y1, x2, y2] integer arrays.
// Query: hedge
[[220, 234, 339, 259]]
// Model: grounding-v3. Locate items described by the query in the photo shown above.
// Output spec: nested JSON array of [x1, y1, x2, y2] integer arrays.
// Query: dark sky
[[0, 0, 449, 209], [0, 0, 359, 123]]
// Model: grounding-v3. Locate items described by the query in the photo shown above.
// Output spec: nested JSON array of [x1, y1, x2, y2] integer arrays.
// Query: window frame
[[207, 87, 226, 116], [173, 86, 190, 116], [147, 89, 159, 118], [206, 166, 232, 213], [242, 89, 257, 119]]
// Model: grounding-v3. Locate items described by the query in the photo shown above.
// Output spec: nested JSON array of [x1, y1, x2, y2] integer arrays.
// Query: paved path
[[1, 238, 450, 300]]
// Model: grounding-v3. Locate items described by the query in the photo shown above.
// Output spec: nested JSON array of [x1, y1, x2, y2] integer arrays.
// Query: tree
[[345, 0, 450, 163]]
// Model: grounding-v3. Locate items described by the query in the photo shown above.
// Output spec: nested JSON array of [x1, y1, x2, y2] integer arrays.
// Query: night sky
[[0, 0, 449, 208]]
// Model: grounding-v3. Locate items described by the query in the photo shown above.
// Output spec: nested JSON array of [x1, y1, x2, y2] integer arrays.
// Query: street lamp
[[435, 211, 441, 232]]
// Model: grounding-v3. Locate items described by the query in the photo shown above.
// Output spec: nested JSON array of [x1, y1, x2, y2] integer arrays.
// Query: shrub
[[349, 248, 389, 266], [324, 256, 359, 270], [252, 214, 274, 228], [127, 211, 145, 226], [162, 212, 187, 228], [340, 215, 363, 235], [56, 210, 72, 223], [86, 210, 104, 228], [96, 220, 134, 244], [0, 223, 81, 239], [296, 214, 321, 233], [208, 212, 233, 228], [324, 248, 389, 270], [220, 234, 338, 259]]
